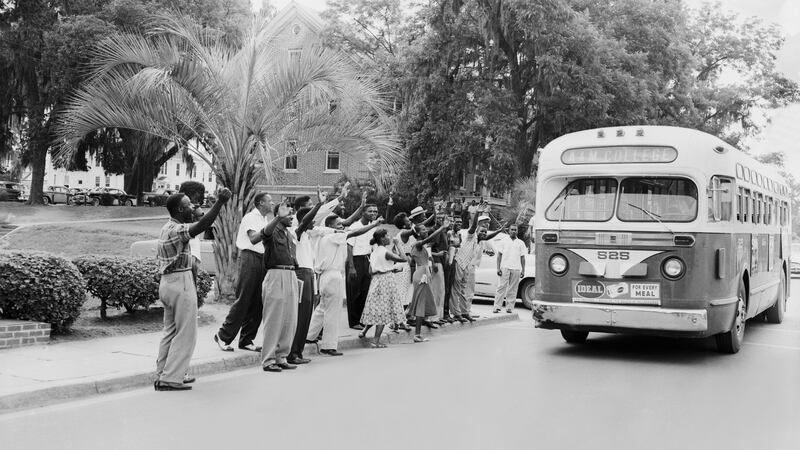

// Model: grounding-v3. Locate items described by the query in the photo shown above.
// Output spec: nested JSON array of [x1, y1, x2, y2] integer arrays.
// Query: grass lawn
[[1, 202, 167, 225], [4, 219, 164, 257]]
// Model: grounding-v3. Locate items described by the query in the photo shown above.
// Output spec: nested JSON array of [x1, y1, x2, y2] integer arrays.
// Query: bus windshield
[[618, 177, 698, 222], [545, 178, 618, 222]]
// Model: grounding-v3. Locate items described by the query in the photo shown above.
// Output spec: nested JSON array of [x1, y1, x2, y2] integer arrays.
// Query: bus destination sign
[[562, 146, 678, 165]]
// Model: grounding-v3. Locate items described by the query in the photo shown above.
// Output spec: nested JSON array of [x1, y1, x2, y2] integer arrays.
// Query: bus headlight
[[549, 254, 568, 276], [662, 257, 685, 279]]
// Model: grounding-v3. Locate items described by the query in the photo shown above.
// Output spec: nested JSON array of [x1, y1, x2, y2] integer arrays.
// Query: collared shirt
[[431, 228, 449, 265], [455, 232, 479, 268], [316, 231, 349, 272], [291, 198, 341, 228], [157, 219, 193, 274], [347, 220, 376, 256], [500, 238, 528, 271], [237, 208, 270, 253], [292, 226, 327, 269], [262, 222, 297, 269]]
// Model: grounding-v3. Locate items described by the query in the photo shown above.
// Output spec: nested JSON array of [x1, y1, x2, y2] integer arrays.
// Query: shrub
[[73, 255, 211, 318], [0, 251, 87, 332]]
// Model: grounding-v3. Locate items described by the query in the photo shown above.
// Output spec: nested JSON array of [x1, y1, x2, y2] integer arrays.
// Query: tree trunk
[[213, 202, 243, 302], [26, 145, 47, 205]]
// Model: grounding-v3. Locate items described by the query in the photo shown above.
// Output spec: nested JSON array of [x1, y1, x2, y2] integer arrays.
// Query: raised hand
[[317, 185, 327, 203], [360, 190, 368, 207], [376, 216, 386, 224], [338, 181, 351, 200], [277, 201, 292, 218], [216, 188, 232, 203]]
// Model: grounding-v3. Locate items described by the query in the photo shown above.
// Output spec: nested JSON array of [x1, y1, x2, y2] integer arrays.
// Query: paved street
[[2, 283, 800, 450]]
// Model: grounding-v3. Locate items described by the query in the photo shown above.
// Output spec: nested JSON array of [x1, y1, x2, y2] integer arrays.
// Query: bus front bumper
[[531, 301, 708, 333]]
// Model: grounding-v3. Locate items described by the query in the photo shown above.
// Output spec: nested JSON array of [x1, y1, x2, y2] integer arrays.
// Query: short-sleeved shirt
[[347, 220, 376, 256], [500, 238, 528, 271], [262, 222, 297, 269], [431, 229, 449, 265], [157, 219, 193, 274], [293, 226, 327, 269], [316, 231, 349, 272], [455, 232, 481, 269], [236, 208, 269, 253]]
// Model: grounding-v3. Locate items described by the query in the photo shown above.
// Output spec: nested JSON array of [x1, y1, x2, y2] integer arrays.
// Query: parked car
[[67, 188, 90, 205], [0, 181, 21, 201], [141, 189, 175, 207], [473, 233, 536, 309], [791, 243, 800, 278], [42, 185, 71, 205], [16, 183, 29, 202], [85, 187, 137, 206]]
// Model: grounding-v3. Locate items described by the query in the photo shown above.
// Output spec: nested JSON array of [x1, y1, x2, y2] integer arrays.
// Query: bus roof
[[538, 126, 789, 197]]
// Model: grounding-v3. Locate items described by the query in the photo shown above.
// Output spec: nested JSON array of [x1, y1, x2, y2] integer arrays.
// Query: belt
[[268, 265, 297, 271], [353, 254, 370, 258]]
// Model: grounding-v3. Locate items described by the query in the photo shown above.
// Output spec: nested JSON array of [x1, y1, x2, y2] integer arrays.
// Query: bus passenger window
[[709, 177, 733, 222]]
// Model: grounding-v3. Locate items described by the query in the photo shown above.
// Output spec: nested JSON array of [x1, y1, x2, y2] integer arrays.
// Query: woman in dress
[[359, 229, 407, 347], [389, 213, 416, 332], [407, 219, 450, 342]]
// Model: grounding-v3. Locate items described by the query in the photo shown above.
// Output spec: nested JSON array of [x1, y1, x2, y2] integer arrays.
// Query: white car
[[473, 233, 536, 308], [791, 243, 800, 278]]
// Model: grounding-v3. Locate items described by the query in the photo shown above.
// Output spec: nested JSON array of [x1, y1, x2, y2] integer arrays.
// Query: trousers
[[430, 262, 445, 319], [451, 264, 476, 316], [156, 270, 197, 384], [307, 270, 344, 350], [346, 255, 371, 327], [260, 269, 299, 366], [289, 267, 315, 359], [217, 250, 264, 347], [493, 269, 522, 311], [443, 261, 454, 316]]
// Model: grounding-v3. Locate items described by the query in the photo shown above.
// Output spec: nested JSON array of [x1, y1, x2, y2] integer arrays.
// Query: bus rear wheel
[[765, 271, 786, 324], [716, 278, 746, 354], [561, 330, 589, 343]]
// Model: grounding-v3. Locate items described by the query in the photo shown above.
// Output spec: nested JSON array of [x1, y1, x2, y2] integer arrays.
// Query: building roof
[[263, 1, 326, 40]]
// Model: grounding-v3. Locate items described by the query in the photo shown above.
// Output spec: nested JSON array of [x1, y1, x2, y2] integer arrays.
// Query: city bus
[[531, 126, 791, 353]]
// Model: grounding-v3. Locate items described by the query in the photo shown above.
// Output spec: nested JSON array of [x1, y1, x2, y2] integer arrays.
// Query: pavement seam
[[0, 313, 519, 413]]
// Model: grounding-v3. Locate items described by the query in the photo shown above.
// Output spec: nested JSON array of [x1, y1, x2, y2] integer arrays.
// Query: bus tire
[[560, 330, 588, 343], [716, 278, 747, 354], [518, 278, 535, 310], [765, 271, 786, 324]]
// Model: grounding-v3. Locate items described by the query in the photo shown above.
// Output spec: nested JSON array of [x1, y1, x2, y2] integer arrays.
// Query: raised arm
[[342, 190, 367, 227], [415, 219, 450, 248], [261, 202, 291, 239], [345, 217, 384, 239], [422, 213, 436, 227], [188, 188, 231, 237], [468, 205, 481, 234], [485, 224, 506, 242], [384, 249, 407, 263], [297, 187, 325, 239]]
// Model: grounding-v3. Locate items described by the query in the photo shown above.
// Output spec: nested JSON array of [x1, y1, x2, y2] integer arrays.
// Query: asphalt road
[[2, 282, 800, 450]]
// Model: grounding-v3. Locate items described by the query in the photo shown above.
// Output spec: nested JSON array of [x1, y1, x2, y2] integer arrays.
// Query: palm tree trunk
[[213, 202, 243, 302]]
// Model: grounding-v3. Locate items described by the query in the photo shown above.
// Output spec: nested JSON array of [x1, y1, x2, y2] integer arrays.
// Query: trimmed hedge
[[0, 251, 87, 332], [73, 255, 212, 318]]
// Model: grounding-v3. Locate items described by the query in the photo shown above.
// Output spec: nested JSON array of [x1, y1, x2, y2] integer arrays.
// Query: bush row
[[0, 251, 213, 331]]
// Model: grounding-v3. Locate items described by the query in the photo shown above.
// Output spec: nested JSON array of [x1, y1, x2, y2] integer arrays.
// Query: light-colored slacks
[[493, 269, 522, 311], [451, 263, 476, 316], [156, 270, 197, 384], [430, 262, 445, 319], [260, 269, 299, 366], [307, 270, 344, 350]]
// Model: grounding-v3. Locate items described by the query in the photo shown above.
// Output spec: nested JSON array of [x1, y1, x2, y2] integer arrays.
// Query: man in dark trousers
[[155, 188, 231, 391], [345, 200, 379, 330], [214, 192, 273, 352], [260, 200, 301, 372]]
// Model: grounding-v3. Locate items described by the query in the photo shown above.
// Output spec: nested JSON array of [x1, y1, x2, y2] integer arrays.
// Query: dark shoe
[[238, 343, 262, 352], [423, 321, 438, 330], [463, 315, 475, 322], [305, 338, 319, 344], [155, 381, 192, 391], [287, 356, 311, 365], [262, 364, 282, 372], [182, 375, 196, 384], [350, 324, 364, 330], [320, 349, 343, 356], [214, 333, 234, 352], [453, 316, 466, 323], [506, 309, 513, 314], [397, 323, 412, 332], [493, 309, 501, 314], [277, 362, 297, 370]]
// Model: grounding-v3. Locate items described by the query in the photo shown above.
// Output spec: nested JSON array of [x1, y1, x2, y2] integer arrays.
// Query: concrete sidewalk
[[0, 303, 519, 412]]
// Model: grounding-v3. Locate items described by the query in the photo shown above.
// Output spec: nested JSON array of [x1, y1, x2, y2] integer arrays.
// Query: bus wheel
[[716, 278, 747, 354], [560, 330, 588, 343], [765, 271, 786, 324]]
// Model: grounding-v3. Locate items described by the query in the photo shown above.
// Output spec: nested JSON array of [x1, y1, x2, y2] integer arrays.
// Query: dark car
[[141, 189, 175, 207], [67, 188, 90, 205], [42, 185, 71, 205], [86, 187, 136, 206], [0, 181, 21, 201]]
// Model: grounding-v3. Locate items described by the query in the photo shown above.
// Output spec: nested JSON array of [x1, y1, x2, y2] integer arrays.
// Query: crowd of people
[[152, 182, 528, 391]]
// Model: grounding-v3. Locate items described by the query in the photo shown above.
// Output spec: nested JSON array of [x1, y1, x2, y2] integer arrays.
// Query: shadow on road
[[549, 333, 724, 364]]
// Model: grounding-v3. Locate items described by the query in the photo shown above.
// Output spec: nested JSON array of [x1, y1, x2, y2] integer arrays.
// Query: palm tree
[[54, 12, 402, 298]]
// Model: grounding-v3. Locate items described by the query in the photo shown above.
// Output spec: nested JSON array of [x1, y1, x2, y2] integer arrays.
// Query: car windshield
[[545, 178, 618, 222], [617, 177, 698, 222]]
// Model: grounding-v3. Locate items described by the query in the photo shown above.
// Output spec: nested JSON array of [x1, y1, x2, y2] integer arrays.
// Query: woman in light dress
[[359, 229, 407, 347]]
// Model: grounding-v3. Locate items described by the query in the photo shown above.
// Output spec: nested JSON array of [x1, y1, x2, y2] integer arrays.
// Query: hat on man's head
[[477, 214, 491, 223], [408, 206, 426, 219]]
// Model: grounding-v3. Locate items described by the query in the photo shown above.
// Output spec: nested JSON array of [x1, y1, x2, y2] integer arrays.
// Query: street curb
[[0, 312, 519, 413]]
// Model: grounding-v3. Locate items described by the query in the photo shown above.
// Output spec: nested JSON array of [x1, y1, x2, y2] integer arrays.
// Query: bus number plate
[[572, 280, 661, 305]]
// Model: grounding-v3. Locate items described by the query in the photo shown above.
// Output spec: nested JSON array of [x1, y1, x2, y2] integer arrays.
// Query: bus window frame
[[543, 177, 619, 223], [617, 176, 699, 223], [709, 176, 734, 222]]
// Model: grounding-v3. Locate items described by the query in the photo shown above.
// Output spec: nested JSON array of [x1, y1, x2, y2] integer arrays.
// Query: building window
[[175, 184, 180, 190], [208, 172, 213, 182], [78, 180, 83, 185], [456, 170, 465, 189], [160, 164, 167, 175], [64, 175, 70, 186], [285, 155, 298, 171], [105, 176, 111, 187], [176, 163, 180, 176], [95, 176, 101, 187], [289, 48, 302, 63], [325, 151, 340, 172]]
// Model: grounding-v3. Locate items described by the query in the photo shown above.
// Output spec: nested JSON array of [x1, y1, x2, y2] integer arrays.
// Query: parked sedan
[[42, 185, 71, 205], [67, 188, 90, 205], [86, 187, 137, 206], [0, 181, 21, 201], [141, 189, 174, 207], [473, 233, 536, 308]]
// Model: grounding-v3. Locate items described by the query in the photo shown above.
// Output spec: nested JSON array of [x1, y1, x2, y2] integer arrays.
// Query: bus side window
[[737, 188, 744, 222], [710, 177, 733, 222]]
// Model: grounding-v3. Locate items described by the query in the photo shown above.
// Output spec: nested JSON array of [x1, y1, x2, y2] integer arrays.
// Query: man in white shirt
[[345, 200, 379, 329], [493, 224, 528, 313], [214, 192, 273, 352], [308, 214, 382, 355]]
